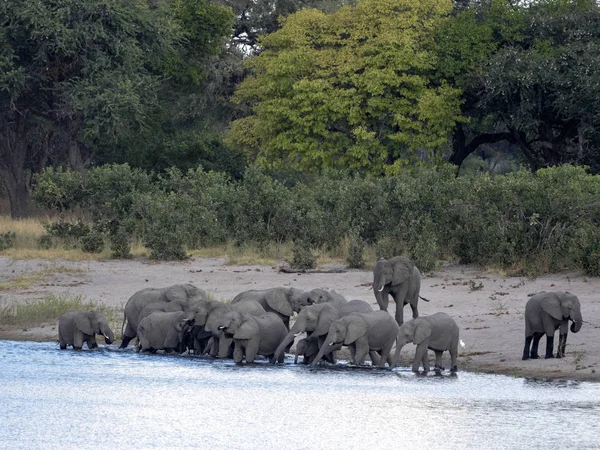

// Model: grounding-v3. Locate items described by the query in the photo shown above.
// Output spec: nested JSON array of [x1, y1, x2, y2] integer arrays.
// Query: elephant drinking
[[58, 310, 115, 350]]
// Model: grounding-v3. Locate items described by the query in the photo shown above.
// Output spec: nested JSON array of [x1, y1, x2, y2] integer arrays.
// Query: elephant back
[[338, 300, 373, 317]]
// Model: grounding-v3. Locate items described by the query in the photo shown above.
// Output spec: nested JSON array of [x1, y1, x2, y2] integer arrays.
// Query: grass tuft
[[0, 294, 97, 327]]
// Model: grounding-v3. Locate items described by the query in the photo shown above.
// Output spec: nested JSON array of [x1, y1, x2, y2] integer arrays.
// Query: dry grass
[[0, 265, 88, 291], [0, 293, 119, 328]]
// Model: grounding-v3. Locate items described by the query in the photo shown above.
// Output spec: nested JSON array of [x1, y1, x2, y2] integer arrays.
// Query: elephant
[[137, 310, 191, 353], [58, 310, 115, 350], [187, 299, 266, 358], [294, 338, 317, 364], [373, 256, 427, 326], [272, 300, 373, 364], [217, 311, 288, 363], [296, 289, 347, 309], [522, 291, 583, 360], [178, 320, 212, 355], [120, 284, 207, 349], [231, 287, 306, 328], [310, 311, 399, 368], [392, 312, 459, 373]]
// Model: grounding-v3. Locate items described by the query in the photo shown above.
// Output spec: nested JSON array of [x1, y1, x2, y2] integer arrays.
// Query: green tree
[[440, 0, 600, 173], [0, 0, 233, 218], [227, 0, 464, 175]]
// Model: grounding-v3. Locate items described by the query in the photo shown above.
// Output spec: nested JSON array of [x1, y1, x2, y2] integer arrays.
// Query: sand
[[0, 256, 598, 381]]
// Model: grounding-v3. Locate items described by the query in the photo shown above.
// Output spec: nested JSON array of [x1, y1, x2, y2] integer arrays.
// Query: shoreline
[[1, 256, 598, 382]]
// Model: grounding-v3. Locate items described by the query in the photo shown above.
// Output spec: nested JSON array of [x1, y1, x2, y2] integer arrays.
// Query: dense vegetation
[[2, 0, 600, 275]]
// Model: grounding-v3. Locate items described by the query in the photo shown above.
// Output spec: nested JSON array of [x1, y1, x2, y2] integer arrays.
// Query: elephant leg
[[218, 334, 233, 358], [421, 350, 430, 372], [73, 331, 84, 350], [449, 347, 458, 372], [369, 351, 381, 367], [86, 335, 98, 349], [120, 334, 135, 349], [209, 336, 219, 357], [530, 332, 544, 359], [244, 339, 259, 363], [556, 333, 568, 358], [413, 343, 428, 372], [545, 334, 555, 359], [410, 302, 419, 320], [392, 284, 409, 326], [522, 335, 533, 360], [233, 341, 244, 364], [378, 339, 395, 368], [433, 350, 444, 372]]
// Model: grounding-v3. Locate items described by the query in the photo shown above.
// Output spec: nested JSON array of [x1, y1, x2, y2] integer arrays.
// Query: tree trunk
[[1, 170, 29, 219], [0, 114, 30, 218]]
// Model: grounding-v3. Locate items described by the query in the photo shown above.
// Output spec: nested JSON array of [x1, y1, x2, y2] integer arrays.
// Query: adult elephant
[[373, 256, 426, 326], [392, 312, 459, 373], [522, 291, 583, 360], [272, 300, 373, 364], [58, 310, 115, 350], [137, 311, 190, 353], [231, 287, 305, 328], [120, 284, 207, 349], [310, 311, 399, 368], [217, 311, 288, 364], [187, 299, 266, 358], [298, 289, 347, 309]]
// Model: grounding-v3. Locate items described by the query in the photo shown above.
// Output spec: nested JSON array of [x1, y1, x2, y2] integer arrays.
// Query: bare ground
[[0, 256, 598, 381]]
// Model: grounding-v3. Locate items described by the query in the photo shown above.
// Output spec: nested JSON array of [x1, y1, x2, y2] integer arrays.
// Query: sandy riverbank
[[1, 256, 598, 381]]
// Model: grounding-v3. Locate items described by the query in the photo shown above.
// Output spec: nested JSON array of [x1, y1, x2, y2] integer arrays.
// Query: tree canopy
[[227, 0, 464, 175]]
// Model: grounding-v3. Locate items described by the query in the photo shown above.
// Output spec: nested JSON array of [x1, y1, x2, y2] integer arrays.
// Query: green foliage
[[228, 0, 463, 174], [80, 230, 105, 254], [346, 231, 365, 269], [291, 240, 317, 270], [0, 232, 16, 251], [110, 228, 132, 260]]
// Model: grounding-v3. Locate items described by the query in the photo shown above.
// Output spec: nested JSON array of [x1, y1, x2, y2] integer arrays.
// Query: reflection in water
[[1, 340, 599, 449]]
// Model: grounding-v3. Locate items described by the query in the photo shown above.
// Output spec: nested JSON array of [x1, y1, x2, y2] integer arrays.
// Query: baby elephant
[[392, 312, 459, 373], [217, 311, 288, 363], [137, 311, 190, 353], [58, 310, 115, 350]]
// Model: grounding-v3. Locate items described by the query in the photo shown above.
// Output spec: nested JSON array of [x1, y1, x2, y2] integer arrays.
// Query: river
[[1, 340, 599, 449]]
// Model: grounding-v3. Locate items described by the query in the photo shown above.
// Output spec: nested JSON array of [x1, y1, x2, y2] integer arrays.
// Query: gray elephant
[[187, 299, 266, 358], [137, 310, 190, 353], [373, 256, 426, 326], [310, 311, 399, 368], [272, 300, 373, 364], [217, 311, 288, 363], [120, 284, 207, 349], [231, 287, 305, 328], [58, 310, 115, 350], [522, 291, 583, 360], [297, 289, 347, 309], [392, 312, 459, 373]]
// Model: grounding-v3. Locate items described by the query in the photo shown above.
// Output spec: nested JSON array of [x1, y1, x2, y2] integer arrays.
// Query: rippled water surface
[[1, 340, 599, 450]]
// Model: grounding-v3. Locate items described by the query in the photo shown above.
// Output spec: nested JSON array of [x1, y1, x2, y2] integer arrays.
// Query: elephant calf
[[392, 312, 459, 373], [137, 311, 190, 353], [58, 310, 115, 350], [217, 311, 288, 364], [523, 291, 583, 360]]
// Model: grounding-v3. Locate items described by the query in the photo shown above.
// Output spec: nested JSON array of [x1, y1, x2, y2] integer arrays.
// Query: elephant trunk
[[273, 323, 305, 363], [570, 309, 583, 333], [102, 327, 115, 345]]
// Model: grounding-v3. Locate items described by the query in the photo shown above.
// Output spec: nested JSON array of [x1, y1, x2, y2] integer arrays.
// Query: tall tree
[[0, 0, 233, 217], [439, 0, 600, 172], [227, 0, 464, 175]]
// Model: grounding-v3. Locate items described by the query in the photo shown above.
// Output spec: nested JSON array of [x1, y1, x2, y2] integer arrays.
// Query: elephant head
[[373, 256, 414, 292], [76, 311, 114, 344], [272, 303, 340, 362], [266, 287, 304, 315], [218, 311, 258, 340], [396, 317, 428, 350], [542, 292, 583, 333], [324, 316, 367, 347], [298, 289, 347, 308]]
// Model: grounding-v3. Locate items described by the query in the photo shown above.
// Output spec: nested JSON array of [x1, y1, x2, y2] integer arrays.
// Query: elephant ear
[[233, 318, 258, 340], [265, 289, 294, 317], [344, 317, 368, 345], [391, 256, 415, 286], [164, 285, 188, 303], [314, 307, 340, 337], [74, 312, 95, 335], [541, 293, 564, 321], [414, 320, 432, 345]]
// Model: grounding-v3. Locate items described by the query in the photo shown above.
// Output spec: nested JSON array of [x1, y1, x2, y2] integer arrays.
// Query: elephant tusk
[[378, 286, 384, 292], [218, 326, 226, 331], [294, 332, 303, 337]]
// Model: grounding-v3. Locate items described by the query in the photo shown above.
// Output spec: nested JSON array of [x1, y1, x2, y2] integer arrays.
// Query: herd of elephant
[[58, 256, 585, 372]]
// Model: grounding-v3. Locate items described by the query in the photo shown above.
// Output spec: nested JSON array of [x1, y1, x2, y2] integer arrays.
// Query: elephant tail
[[121, 311, 127, 338], [419, 295, 431, 302]]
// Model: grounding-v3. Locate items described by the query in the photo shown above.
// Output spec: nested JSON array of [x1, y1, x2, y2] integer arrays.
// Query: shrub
[[81, 230, 105, 253], [291, 239, 316, 270], [346, 231, 365, 269], [0, 231, 16, 251], [110, 228, 132, 259]]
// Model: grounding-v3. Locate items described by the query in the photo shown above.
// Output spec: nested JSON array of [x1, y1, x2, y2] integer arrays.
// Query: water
[[1, 341, 599, 450]]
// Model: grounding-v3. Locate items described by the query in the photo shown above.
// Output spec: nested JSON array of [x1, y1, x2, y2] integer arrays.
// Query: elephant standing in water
[[310, 311, 399, 368], [373, 256, 426, 326], [58, 310, 115, 350], [392, 312, 459, 373], [120, 284, 207, 349], [217, 311, 288, 363], [272, 300, 373, 364], [137, 311, 190, 353], [522, 291, 583, 360]]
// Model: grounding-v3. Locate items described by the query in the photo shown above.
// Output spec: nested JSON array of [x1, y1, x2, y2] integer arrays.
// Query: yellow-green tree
[[228, 0, 464, 174]]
